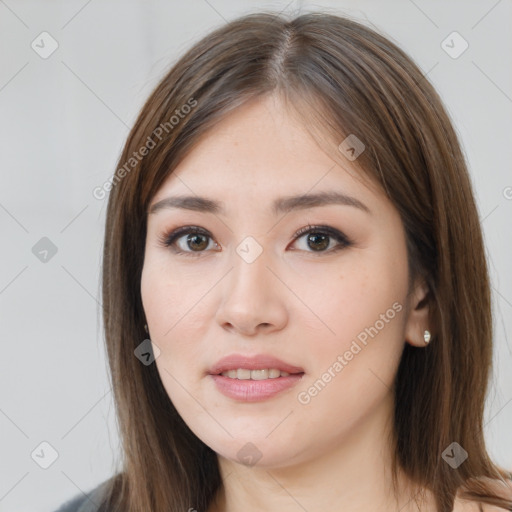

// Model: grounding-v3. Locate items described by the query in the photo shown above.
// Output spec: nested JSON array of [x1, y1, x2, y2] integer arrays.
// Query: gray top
[[54, 480, 110, 512]]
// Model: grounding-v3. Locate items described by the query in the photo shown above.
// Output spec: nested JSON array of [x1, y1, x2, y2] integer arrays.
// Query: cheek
[[289, 257, 408, 412], [141, 256, 209, 336], [141, 261, 214, 393], [290, 254, 407, 345]]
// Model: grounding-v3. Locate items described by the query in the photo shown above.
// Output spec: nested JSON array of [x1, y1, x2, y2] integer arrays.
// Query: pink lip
[[209, 354, 304, 375], [208, 354, 305, 402], [211, 374, 303, 402]]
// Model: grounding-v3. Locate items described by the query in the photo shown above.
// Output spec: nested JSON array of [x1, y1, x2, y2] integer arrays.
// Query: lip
[[208, 354, 305, 402], [209, 354, 304, 375]]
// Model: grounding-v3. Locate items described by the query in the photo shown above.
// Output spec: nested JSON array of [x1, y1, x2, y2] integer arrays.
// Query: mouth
[[209, 353, 304, 377], [217, 368, 300, 380], [208, 354, 305, 402]]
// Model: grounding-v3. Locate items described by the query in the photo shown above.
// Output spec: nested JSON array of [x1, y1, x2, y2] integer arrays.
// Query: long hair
[[100, 11, 512, 512]]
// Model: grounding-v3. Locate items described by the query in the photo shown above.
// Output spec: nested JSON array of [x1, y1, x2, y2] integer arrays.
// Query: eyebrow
[[148, 191, 371, 216]]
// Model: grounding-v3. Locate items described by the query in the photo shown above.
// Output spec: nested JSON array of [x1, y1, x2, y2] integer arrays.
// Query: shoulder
[[54, 479, 112, 512], [452, 498, 503, 512], [452, 496, 482, 512], [453, 475, 512, 512]]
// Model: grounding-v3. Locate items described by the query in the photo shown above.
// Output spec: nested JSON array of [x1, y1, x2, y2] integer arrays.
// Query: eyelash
[[157, 224, 352, 257]]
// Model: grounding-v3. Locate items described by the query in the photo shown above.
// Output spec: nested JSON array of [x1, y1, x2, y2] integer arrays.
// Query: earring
[[423, 330, 431, 345], [144, 324, 149, 334]]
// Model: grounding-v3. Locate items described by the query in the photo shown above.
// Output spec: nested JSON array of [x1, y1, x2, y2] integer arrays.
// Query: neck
[[208, 394, 435, 512]]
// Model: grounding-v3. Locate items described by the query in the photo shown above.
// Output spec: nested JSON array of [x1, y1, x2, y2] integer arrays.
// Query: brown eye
[[158, 226, 218, 257], [304, 232, 330, 251], [185, 233, 210, 251], [291, 224, 351, 254], [158, 224, 351, 257]]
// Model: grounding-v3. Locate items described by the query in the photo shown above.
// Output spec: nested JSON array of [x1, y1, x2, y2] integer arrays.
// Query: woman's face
[[141, 94, 426, 468]]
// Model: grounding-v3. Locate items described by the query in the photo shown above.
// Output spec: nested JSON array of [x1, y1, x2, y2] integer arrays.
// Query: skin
[[141, 94, 478, 511]]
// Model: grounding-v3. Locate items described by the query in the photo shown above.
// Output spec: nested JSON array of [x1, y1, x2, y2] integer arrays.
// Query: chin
[[211, 435, 307, 470]]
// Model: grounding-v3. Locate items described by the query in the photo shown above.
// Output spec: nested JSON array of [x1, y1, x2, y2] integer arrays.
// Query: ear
[[404, 278, 431, 348]]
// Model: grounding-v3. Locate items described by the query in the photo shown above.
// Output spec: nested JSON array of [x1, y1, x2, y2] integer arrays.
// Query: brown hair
[[100, 11, 512, 512]]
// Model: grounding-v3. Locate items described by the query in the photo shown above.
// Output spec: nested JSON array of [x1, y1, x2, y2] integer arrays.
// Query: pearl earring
[[424, 330, 431, 345], [144, 324, 149, 334]]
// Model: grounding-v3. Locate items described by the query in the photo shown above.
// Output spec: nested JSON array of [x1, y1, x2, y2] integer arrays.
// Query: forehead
[[149, 96, 380, 211]]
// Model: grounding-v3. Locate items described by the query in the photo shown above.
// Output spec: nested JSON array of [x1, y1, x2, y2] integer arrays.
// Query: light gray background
[[1, 1, 511, 511]]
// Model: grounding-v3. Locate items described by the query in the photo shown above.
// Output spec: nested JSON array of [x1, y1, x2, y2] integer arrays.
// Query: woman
[[56, 11, 512, 512]]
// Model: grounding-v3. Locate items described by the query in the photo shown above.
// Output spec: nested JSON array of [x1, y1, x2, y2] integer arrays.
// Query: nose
[[215, 247, 288, 337]]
